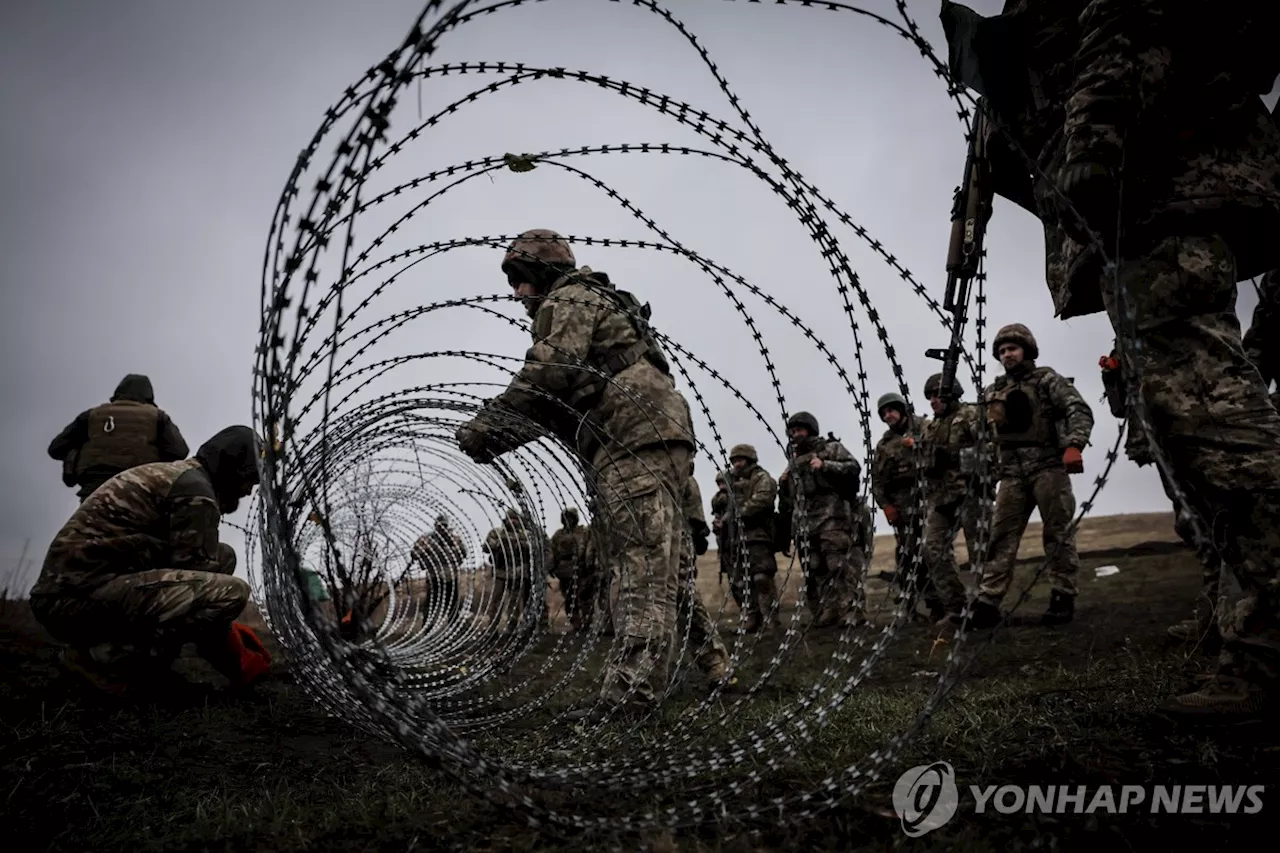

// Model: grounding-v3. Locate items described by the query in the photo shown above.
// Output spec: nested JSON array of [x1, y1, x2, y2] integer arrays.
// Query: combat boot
[[1167, 616, 1220, 644], [963, 600, 1003, 631], [741, 608, 763, 634], [703, 656, 743, 693], [1041, 590, 1075, 626], [812, 606, 842, 629], [1159, 675, 1270, 725]]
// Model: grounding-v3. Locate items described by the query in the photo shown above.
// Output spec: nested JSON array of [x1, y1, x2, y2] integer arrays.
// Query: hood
[[196, 426, 262, 494], [111, 374, 155, 404]]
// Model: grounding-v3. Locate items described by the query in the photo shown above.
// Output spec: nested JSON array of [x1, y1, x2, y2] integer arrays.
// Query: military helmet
[[501, 229, 575, 277], [924, 373, 964, 401], [561, 507, 579, 525], [992, 323, 1039, 361], [786, 411, 820, 436], [714, 470, 726, 485], [876, 392, 907, 419], [728, 443, 758, 463]]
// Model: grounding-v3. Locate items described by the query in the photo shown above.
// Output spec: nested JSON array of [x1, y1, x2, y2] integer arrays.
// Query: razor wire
[[238, 0, 1181, 837]]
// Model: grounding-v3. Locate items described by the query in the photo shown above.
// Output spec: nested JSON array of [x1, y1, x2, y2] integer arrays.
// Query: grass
[[2, 511, 1274, 852]]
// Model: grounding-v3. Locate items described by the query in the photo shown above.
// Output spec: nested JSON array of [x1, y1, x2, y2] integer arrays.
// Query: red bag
[[226, 622, 272, 687]]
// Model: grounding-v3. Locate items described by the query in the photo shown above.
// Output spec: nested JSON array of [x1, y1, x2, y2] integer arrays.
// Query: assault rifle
[[926, 100, 994, 398]]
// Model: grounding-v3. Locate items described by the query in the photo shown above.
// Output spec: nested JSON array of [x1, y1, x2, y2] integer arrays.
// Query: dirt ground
[[3, 511, 1274, 852]]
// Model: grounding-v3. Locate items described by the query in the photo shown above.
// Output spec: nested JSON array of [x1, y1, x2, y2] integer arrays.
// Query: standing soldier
[[48, 374, 189, 502], [724, 444, 779, 633], [969, 324, 1094, 629], [709, 471, 737, 607], [482, 507, 540, 634], [549, 507, 589, 631], [919, 373, 985, 626], [456, 229, 694, 714], [776, 412, 867, 628], [675, 460, 732, 685], [410, 515, 468, 624], [872, 392, 930, 611], [579, 516, 615, 636]]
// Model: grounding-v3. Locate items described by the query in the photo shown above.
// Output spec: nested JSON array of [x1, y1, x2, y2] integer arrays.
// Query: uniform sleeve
[[776, 467, 795, 521], [167, 496, 223, 573], [820, 441, 861, 488], [48, 411, 90, 460], [740, 470, 777, 517], [683, 477, 707, 525], [1046, 372, 1095, 449], [870, 444, 890, 506], [156, 412, 190, 461], [1063, 0, 1167, 169]]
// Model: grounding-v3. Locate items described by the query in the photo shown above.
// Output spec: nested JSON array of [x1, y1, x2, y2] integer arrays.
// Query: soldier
[[28, 425, 267, 697], [919, 373, 986, 626], [579, 516, 615, 636], [967, 324, 1094, 629], [675, 460, 732, 686], [549, 507, 589, 631], [456, 229, 694, 714], [48, 374, 189, 502], [482, 507, 541, 634], [724, 443, 779, 633], [709, 470, 737, 606], [776, 411, 867, 628], [943, 0, 1280, 719], [871, 392, 930, 611], [410, 515, 468, 624]]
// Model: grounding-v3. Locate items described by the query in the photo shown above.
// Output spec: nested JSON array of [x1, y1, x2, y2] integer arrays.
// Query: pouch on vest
[[958, 446, 980, 476], [1099, 354, 1127, 419], [61, 448, 80, 487]]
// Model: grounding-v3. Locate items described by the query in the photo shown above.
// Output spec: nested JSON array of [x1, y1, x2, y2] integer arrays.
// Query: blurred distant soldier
[[455, 228, 694, 714], [48, 374, 189, 502], [776, 411, 867, 628], [969, 325, 1094, 629], [28, 426, 268, 697], [482, 507, 540, 634], [709, 470, 736, 605], [675, 460, 732, 686], [724, 443, 779, 633], [919, 373, 986, 626], [549, 507, 590, 631], [872, 392, 929, 609], [579, 516, 615, 636], [410, 515, 468, 624]]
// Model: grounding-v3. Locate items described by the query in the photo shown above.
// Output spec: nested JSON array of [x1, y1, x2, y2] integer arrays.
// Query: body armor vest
[[986, 372, 1059, 449], [76, 400, 161, 474]]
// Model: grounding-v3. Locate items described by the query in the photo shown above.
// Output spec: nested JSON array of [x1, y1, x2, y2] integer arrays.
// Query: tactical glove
[[1058, 161, 1118, 248], [1063, 446, 1084, 474], [456, 423, 496, 463], [882, 504, 900, 525]]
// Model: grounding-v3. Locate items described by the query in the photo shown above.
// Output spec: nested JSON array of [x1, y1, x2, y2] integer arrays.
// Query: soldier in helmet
[[969, 324, 1094, 630], [549, 507, 589, 631], [724, 443, 780, 632], [48, 374, 190, 502], [777, 411, 867, 628], [871, 391, 930, 612], [410, 514, 468, 624], [675, 459, 733, 686], [709, 470, 735, 603], [456, 229, 694, 713], [919, 373, 986, 626], [482, 506, 541, 634]]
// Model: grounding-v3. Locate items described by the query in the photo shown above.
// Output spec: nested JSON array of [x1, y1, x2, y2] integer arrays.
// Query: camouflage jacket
[[709, 485, 729, 546], [411, 528, 467, 575], [988, 1, 1280, 319], [548, 524, 587, 578], [32, 459, 225, 595], [983, 363, 1094, 475], [777, 436, 861, 535], [681, 476, 709, 538], [483, 517, 539, 579], [726, 462, 777, 545], [1244, 268, 1280, 389], [921, 402, 983, 504], [871, 415, 928, 510], [468, 266, 695, 464]]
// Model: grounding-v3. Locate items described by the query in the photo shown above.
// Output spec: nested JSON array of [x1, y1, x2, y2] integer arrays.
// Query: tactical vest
[[75, 400, 162, 474], [985, 371, 1061, 449]]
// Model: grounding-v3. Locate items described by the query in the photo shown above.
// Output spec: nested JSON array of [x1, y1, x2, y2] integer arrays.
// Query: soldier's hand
[[1057, 160, 1118, 247], [809, 456, 823, 470], [456, 423, 494, 463], [902, 437, 915, 449], [1063, 447, 1084, 474], [882, 504, 900, 525]]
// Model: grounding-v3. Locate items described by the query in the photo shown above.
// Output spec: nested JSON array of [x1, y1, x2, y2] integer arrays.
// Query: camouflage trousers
[[888, 498, 927, 602], [725, 540, 779, 629], [488, 571, 544, 633], [672, 528, 728, 675], [595, 444, 690, 706], [1105, 232, 1280, 684], [923, 495, 982, 615], [30, 543, 248, 669], [798, 522, 864, 620], [557, 570, 608, 632], [978, 467, 1079, 605]]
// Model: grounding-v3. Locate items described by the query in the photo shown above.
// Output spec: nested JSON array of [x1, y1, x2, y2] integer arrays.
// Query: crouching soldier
[[725, 443, 780, 632], [29, 425, 268, 698], [777, 412, 867, 628]]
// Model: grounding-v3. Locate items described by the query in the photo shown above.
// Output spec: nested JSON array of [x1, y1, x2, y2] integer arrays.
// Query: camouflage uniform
[[709, 473, 735, 605], [674, 470, 729, 680], [919, 374, 986, 622], [549, 507, 590, 631], [872, 393, 929, 604], [777, 412, 866, 627], [579, 517, 615, 635], [29, 426, 261, 690], [457, 229, 695, 709], [482, 508, 541, 634], [725, 443, 779, 632], [952, 0, 1280, 715], [410, 517, 467, 623], [976, 325, 1093, 623], [48, 374, 189, 502]]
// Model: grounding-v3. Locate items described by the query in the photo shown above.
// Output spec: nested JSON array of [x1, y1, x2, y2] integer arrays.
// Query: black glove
[[692, 529, 708, 556], [1057, 161, 1118, 249], [456, 423, 496, 463]]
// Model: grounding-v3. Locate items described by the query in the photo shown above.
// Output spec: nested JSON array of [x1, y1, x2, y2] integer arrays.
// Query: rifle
[[926, 99, 993, 398]]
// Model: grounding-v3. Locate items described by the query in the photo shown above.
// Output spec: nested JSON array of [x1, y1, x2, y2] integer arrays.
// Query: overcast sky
[[2, 0, 1275, 594]]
